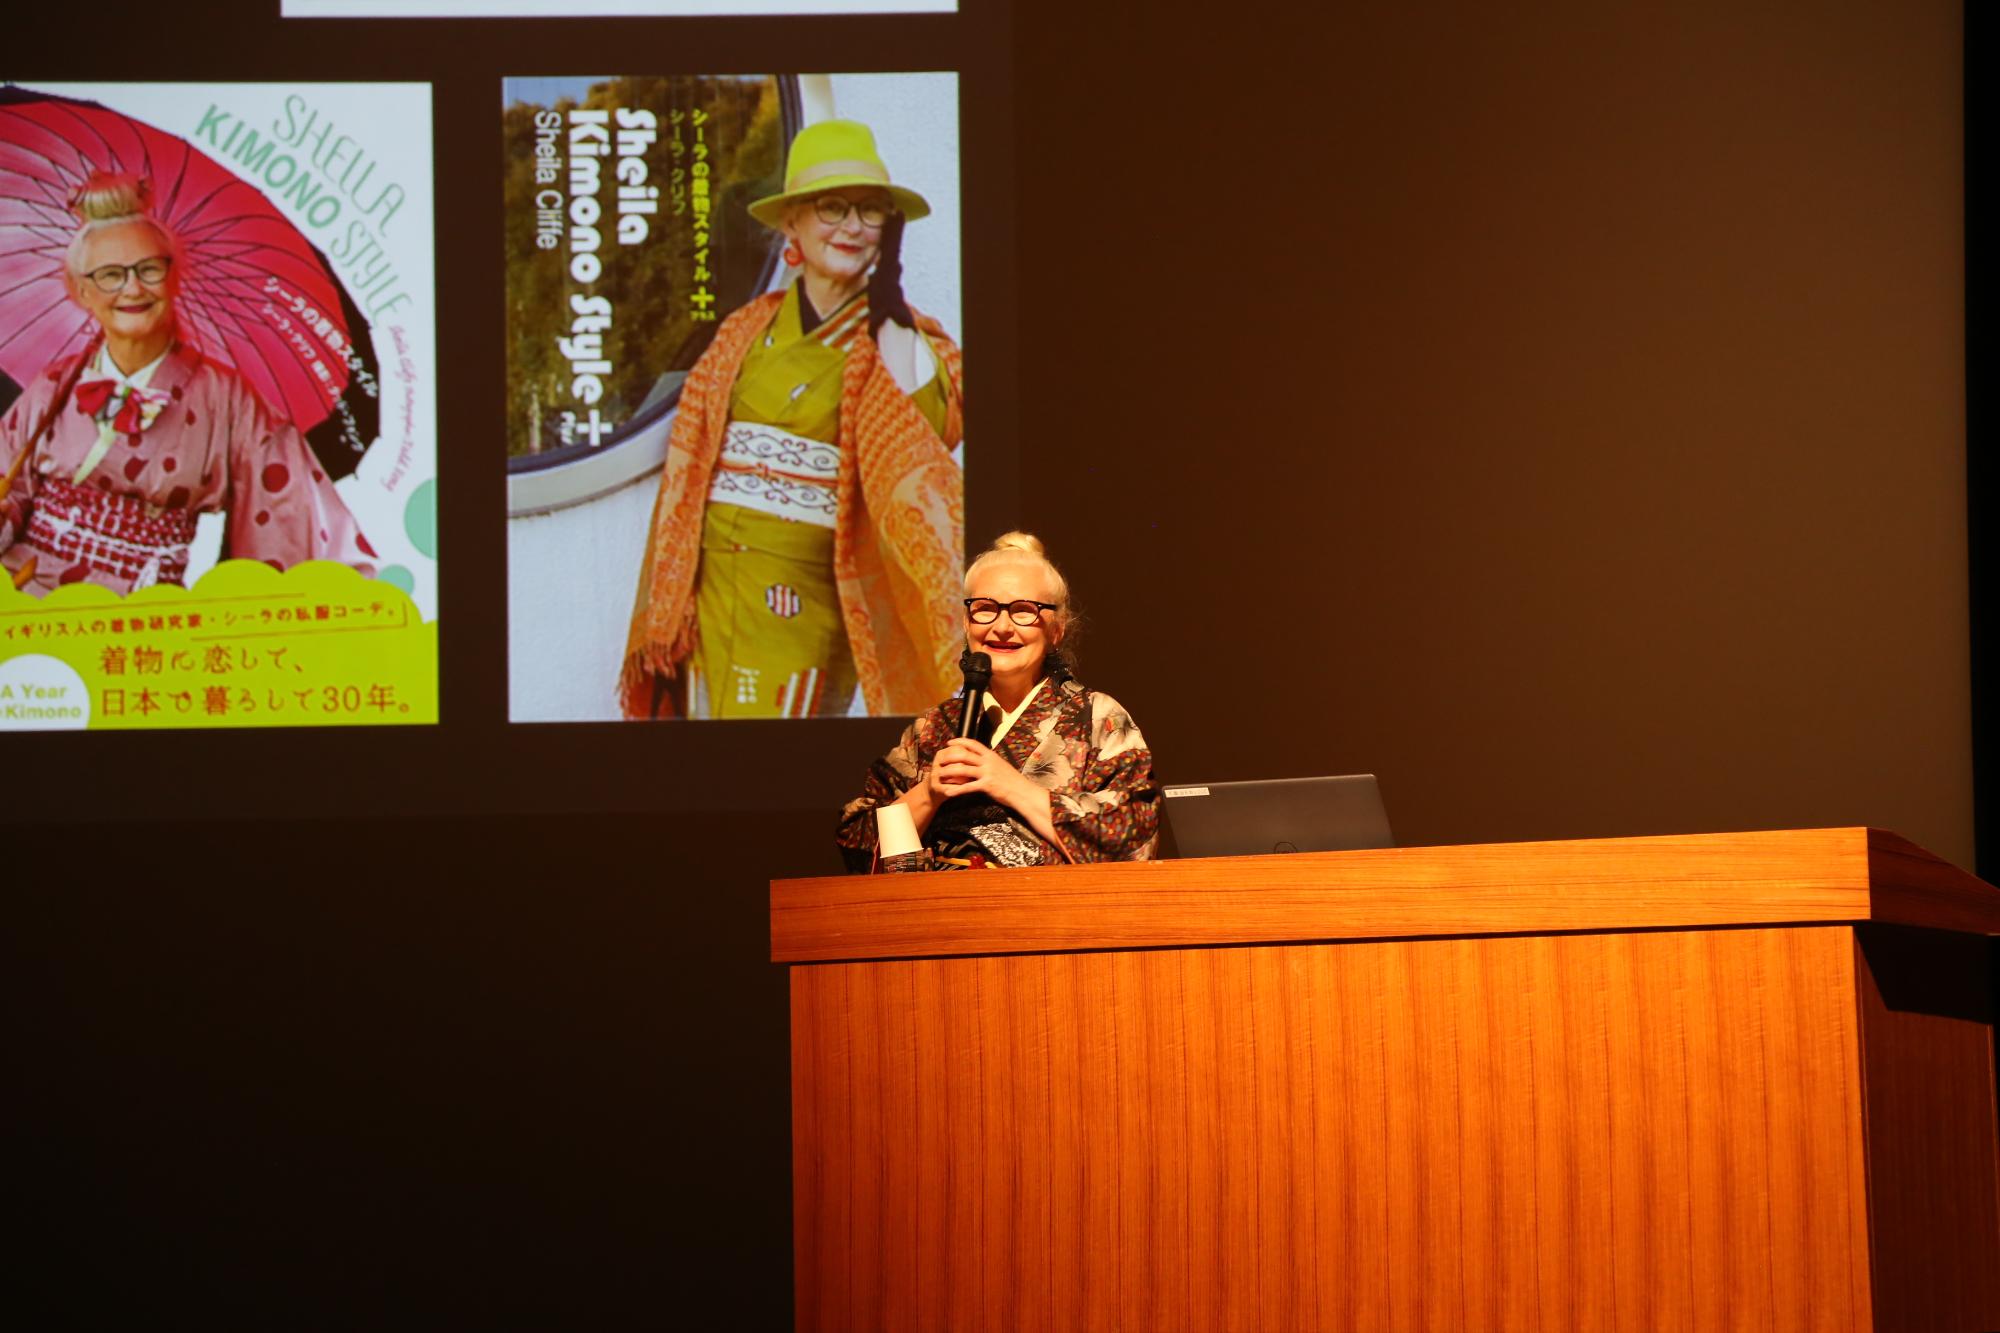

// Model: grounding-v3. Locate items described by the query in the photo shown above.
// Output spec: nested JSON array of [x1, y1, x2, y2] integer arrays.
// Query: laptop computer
[[1158, 774, 1393, 859]]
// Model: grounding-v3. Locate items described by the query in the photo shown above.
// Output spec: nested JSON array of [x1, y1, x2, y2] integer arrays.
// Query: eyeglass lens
[[87, 257, 171, 293], [968, 599, 1048, 626], [812, 196, 889, 228]]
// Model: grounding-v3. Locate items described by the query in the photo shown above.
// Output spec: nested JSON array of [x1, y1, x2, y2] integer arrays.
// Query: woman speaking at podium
[[836, 532, 1160, 870]]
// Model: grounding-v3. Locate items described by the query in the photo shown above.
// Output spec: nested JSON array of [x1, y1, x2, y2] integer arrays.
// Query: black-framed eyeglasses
[[811, 195, 891, 229], [965, 598, 1058, 626], [82, 255, 172, 294]]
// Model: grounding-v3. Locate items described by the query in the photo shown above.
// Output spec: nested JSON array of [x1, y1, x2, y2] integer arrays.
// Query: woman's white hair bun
[[65, 172, 178, 282], [68, 172, 153, 226], [965, 529, 1068, 612], [989, 530, 1046, 557]]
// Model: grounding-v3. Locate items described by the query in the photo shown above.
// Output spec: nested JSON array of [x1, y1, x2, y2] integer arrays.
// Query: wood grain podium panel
[[790, 925, 1882, 1332], [1852, 926, 2000, 1329]]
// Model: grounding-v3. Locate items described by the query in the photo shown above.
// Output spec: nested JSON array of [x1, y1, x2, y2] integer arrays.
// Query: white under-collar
[[93, 344, 170, 389], [985, 676, 1049, 749]]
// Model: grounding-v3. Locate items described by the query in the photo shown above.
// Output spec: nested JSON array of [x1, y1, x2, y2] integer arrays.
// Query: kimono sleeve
[[0, 381, 48, 550], [834, 706, 950, 873], [1050, 692, 1161, 863], [635, 343, 717, 588], [221, 378, 377, 576]]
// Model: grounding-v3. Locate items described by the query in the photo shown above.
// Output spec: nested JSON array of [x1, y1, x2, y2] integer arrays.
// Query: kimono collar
[[790, 280, 868, 342], [986, 676, 1050, 750], [92, 342, 171, 389], [130, 341, 205, 403]]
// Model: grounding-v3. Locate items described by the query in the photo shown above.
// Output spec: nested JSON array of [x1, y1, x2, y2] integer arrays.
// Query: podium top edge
[[771, 827, 2000, 964]]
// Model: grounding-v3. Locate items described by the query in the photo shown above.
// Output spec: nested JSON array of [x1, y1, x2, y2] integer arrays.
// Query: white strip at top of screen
[[284, 0, 954, 15]]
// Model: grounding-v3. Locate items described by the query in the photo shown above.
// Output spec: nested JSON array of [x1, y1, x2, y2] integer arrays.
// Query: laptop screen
[[1158, 774, 1393, 859]]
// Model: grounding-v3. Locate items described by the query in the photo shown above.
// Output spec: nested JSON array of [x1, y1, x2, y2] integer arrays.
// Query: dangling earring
[[1046, 641, 1073, 684], [783, 240, 803, 267]]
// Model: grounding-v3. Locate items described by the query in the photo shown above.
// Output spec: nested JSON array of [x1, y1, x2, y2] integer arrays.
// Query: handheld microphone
[[955, 650, 993, 741], [929, 649, 1007, 851]]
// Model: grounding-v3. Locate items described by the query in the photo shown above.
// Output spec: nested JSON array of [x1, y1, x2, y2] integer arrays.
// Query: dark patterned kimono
[[836, 676, 1160, 871]]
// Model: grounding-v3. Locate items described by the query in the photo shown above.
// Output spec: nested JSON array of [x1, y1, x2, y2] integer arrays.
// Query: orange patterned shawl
[[620, 290, 966, 718]]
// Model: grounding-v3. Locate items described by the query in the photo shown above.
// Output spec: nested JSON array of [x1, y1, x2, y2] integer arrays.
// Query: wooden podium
[[771, 829, 2000, 1331]]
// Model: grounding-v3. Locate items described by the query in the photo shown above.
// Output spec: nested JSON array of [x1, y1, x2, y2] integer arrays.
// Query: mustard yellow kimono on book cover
[[691, 287, 948, 717], [621, 284, 964, 719]]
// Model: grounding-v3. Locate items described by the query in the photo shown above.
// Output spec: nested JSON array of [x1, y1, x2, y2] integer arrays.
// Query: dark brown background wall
[[1018, 0, 1969, 865], [5, 0, 1972, 1326]]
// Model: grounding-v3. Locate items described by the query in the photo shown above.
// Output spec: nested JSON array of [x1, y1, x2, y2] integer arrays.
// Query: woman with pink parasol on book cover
[[0, 173, 376, 597]]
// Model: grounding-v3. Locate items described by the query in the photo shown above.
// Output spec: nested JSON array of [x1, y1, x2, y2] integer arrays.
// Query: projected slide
[[284, 2, 955, 15], [0, 84, 437, 730], [506, 73, 962, 723]]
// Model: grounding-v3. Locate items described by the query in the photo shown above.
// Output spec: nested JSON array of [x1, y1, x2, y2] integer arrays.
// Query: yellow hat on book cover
[[748, 119, 931, 228]]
